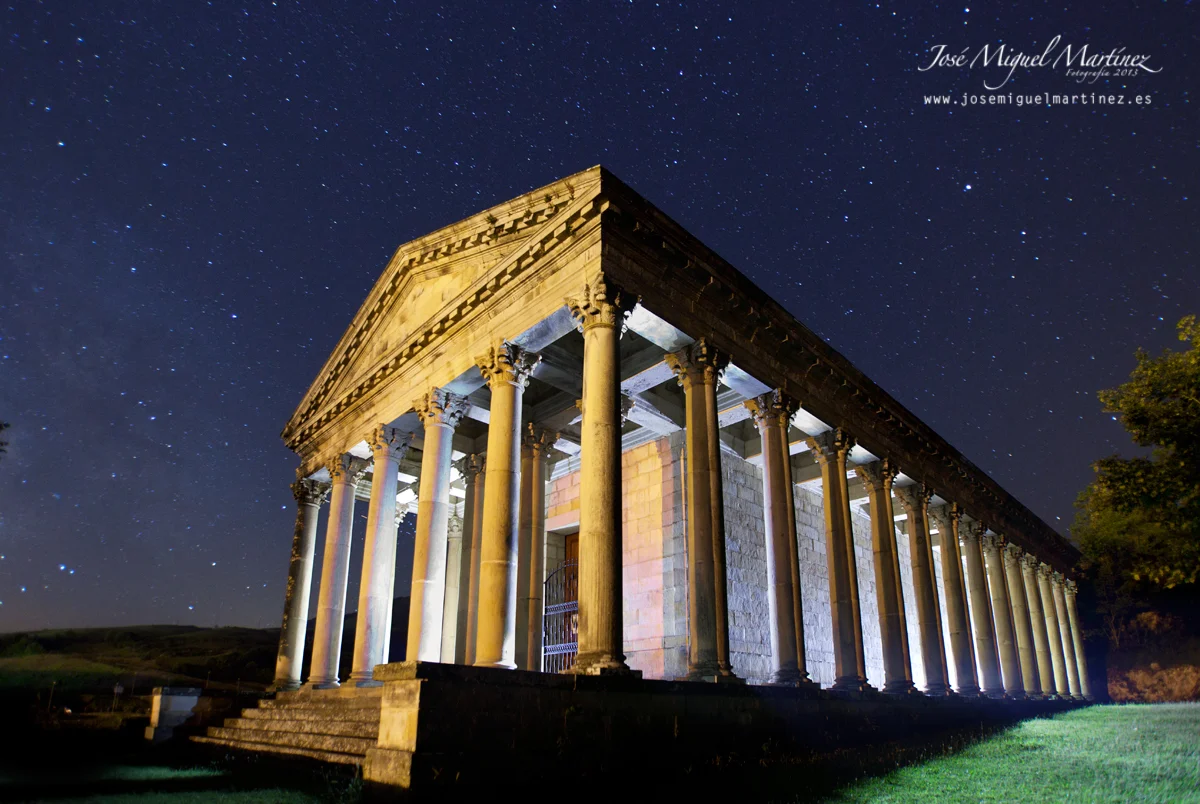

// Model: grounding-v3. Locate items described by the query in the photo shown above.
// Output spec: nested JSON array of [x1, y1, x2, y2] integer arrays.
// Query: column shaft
[[1036, 563, 1070, 696], [962, 524, 1003, 697], [1004, 546, 1042, 697], [440, 513, 463, 662], [307, 455, 366, 687], [1064, 581, 1093, 699], [983, 536, 1023, 697], [460, 456, 486, 665], [1052, 573, 1082, 698], [350, 427, 410, 685], [779, 415, 811, 681], [857, 460, 914, 694], [1021, 555, 1056, 695], [807, 429, 869, 691], [570, 281, 634, 675], [273, 479, 328, 690], [668, 339, 736, 681], [930, 505, 978, 695], [408, 390, 467, 664], [897, 485, 949, 696], [523, 429, 553, 672], [746, 392, 809, 684], [473, 341, 539, 669], [514, 443, 535, 669]]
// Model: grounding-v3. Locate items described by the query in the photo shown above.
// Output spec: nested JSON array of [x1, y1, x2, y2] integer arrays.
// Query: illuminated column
[[746, 390, 811, 685], [806, 429, 869, 692], [518, 425, 556, 671], [856, 459, 914, 694], [473, 341, 540, 669], [407, 389, 469, 664], [350, 426, 411, 685], [307, 454, 368, 688], [962, 521, 1003, 698], [895, 484, 950, 696], [272, 478, 329, 691], [570, 280, 636, 675], [1052, 572, 1083, 699], [667, 338, 738, 681], [1003, 545, 1042, 698], [1064, 580, 1093, 700], [440, 513, 464, 662], [382, 509, 404, 663], [459, 455, 486, 665], [1020, 554, 1055, 696], [983, 534, 1023, 697], [928, 504, 978, 695], [1036, 563, 1069, 696]]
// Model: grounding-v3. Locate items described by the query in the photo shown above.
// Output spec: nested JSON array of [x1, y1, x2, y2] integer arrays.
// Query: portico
[[248, 167, 1090, 775]]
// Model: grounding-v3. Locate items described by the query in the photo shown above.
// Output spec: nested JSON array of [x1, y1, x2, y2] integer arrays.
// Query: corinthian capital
[[455, 453, 486, 484], [326, 453, 370, 484], [805, 427, 853, 467], [981, 532, 1005, 552], [566, 277, 638, 332], [960, 518, 987, 544], [414, 388, 470, 430], [1037, 562, 1054, 580], [665, 338, 728, 387], [291, 477, 331, 506], [368, 425, 412, 463], [927, 502, 961, 530], [521, 423, 559, 457], [475, 340, 540, 389], [1003, 543, 1024, 566], [1020, 552, 1041, 572], [855, 458, 898, 493], [894, 483, 933, 517], [1065, 579, 1078, 597], [744, 389, 798, 430]]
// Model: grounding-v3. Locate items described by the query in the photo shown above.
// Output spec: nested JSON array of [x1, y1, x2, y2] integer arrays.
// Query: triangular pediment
[[283, 167, 604, 443]]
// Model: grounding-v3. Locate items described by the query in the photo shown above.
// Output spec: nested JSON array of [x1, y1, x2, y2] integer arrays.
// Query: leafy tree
[[1074, 315, 1200, 650], [0, 421, 8, 462]]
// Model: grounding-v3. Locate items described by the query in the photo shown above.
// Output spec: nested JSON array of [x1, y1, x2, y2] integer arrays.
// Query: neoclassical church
[[195, 167, 1092, 781]]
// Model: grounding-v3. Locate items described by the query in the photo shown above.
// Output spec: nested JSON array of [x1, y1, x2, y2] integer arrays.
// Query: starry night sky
[[1, 2, 1195, 632]]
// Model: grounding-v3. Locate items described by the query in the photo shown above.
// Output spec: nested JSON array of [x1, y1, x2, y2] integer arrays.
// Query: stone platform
[[362, 661, 1084, 793]]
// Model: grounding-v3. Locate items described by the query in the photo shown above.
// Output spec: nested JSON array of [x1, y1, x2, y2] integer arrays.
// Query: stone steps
[[190, 687, 383, 766], [222, 716, 378, 738], [191, 735, 364, 766]]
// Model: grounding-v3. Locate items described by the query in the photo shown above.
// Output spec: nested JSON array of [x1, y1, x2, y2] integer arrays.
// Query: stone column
[[473, 341, 540, 669], [382, 508, 404, 663], [778, 402, 812, 684], [1020, 553, 1055, 696], [857, 460, 915, 694], [806, 429, 869, 692], [350, 427, 411, 685], [1064, 580, 1093, 700], [961, 521, 1003, 698], [668, 338, 738, 682], [459, 455, 486, 665], [1036, 562, 1070, 697], [1052, 572, 1083, 698], [308, 454, 368, 688], [407, 389, 469, 664], [745, 390, 810, 685], [272, 478, 329, 691], [928, 504, 978, 695], [517, 425, 557, 671], [570, 280, 635, 675], [1003, 545, 1042, 698], [440, 513, 464, 662], [983, 534, 1023, 697], [895, 484, 949, 696]]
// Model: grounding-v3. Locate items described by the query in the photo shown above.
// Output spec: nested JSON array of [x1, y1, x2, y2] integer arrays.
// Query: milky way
[[1, 3, 1194, 631]]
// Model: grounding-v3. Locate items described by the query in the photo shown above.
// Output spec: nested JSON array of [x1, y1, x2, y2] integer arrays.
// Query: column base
[[882, 680, 920, 695], [305, 679, 341, 690], [954, 684, 982, 697], [575, 651, 634, 676], [769, 668, 816, 686], [830, 676, 875, 694], [269, 679, 302, 693], [473, 660, 517, 670], [349, 671, 382, 688], [922, 682, 952, 697], [1004, 691, 1028, 701], [983, 688, 1007, 700]]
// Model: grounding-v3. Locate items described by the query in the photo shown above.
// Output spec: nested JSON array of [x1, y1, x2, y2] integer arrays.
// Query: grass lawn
[[825, 703, 1200, 803]]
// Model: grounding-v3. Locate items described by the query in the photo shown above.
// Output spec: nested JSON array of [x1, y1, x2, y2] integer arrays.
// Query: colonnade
[[270, 279, 1092, 701]]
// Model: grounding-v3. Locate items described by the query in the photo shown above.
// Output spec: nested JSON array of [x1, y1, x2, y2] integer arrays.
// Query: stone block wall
[[719, 448, 772, 684]]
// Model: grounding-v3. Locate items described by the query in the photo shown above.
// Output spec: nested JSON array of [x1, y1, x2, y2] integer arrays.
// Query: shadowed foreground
[[823, 703, 1200, 803]]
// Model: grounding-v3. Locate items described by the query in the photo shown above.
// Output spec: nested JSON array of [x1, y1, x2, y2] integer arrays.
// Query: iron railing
[[542, 559, 578, 673]]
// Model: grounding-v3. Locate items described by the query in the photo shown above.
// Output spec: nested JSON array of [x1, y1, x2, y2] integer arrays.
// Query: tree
[[1074, 314, 1200, 635], [0, 421, 8, 463]]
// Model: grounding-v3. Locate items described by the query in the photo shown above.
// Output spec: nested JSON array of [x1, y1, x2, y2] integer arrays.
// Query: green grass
[[825, 704, 1200, 803]]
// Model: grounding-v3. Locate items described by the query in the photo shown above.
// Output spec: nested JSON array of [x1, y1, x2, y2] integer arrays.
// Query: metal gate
[[542, 559, 578, 672]]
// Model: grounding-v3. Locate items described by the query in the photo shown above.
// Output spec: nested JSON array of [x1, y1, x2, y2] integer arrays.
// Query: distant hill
[[0, 597, 410, 694]]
